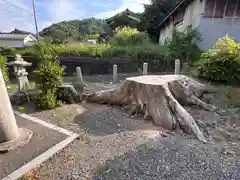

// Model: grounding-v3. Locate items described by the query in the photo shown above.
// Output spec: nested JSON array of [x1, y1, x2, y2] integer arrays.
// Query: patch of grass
[[17, 106, 25, 113]]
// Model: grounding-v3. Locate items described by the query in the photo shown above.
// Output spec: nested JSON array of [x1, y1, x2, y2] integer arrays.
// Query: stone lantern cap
[[7, 54, 32, 66]]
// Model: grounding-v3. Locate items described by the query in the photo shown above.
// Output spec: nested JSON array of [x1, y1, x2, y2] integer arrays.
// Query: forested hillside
[[39, 0, 181, 43], [39, 18, 110, 43]]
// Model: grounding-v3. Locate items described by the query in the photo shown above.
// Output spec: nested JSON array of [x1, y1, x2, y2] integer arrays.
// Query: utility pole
[[32, 0, 39, 42]]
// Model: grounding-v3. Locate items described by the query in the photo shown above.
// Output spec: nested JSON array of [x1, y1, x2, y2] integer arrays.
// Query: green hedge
[[196, 35, 240, 83], [20, 43, 168, 62]]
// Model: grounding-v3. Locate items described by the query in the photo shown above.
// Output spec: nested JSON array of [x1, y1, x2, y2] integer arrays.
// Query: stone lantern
[[8, 54, 32, 92]]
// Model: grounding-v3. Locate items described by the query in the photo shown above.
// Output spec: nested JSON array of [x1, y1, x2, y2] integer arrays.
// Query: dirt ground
[[17, 80, 240, 180]]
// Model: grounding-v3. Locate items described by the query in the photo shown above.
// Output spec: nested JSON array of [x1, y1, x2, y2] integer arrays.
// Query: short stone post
[[76, 66, 83, 83], [0, 67, 32, 152], [143, 62, 148, 75], [113, 64, 118, 84], [182, 62, 190, 74], [74, 66, 87, 101], [174, 59, 180, 75]]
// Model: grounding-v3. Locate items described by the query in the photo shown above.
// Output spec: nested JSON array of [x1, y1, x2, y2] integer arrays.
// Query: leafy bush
[[109, 27, 150, 46], [34, 44, 64, 109], [101, 44, 167, 60], [196, 35, 240, 83], [62, 44, 104, 57], [166, 26, 202, 65], [35, 60, 64, 91], [0, 56, 9, 82], [0, 46, 16, 56], [37, 89, 60, 110]]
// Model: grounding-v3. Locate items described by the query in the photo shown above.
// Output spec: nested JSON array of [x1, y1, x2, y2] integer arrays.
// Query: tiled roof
[[157, 0, 194, 29], [0, 33, 31, 40]]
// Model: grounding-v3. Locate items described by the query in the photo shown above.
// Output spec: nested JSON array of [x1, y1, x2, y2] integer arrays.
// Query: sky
[[0, 0, 151, 33]]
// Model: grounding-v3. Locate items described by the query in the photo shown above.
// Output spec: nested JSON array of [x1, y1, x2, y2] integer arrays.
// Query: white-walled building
[[158, 0, 240, 49], [0, 34, 37, 48]]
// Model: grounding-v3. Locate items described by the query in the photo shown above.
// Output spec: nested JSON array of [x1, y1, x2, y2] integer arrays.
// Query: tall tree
[[139, 0, 180, 42]]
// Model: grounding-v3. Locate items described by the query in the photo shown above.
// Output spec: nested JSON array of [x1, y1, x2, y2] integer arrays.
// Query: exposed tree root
[[86, 75, 218, 143]]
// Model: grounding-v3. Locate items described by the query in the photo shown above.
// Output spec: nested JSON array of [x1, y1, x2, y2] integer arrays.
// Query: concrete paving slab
[[0, 115, 74, 180]]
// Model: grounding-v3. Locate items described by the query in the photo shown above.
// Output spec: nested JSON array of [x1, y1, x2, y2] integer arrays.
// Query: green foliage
[[37, 89, 60, 110], [102, 44, 167, 61], [34, 44, 64, 109], [35, 60, 64, 92], [61, 44, 104, 57], [196, 35, 240, 83], [0, 46, 16, 56], [0, 56, 9, 82], [39, 19, 110, 44], [17, 106, 25, 113], [139, 0, 181, 42], [19, 44, 65, 63], [52, 42, 167, 61], [166, 27, 202, 65], [109, 27, 150, 46]]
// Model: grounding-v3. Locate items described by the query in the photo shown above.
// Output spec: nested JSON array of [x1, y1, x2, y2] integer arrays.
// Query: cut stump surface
[[86, 75, 218, 142]]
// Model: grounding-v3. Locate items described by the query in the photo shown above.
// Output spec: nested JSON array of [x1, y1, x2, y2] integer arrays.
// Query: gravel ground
[[18, 81, 240, 180]]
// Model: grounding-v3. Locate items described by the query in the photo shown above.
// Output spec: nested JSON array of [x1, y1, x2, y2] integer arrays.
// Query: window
[[204, 0, 215, 17], [204, 0, 239, 18], [236, 0, 240, 16], [214, 0, 227, 17], [225, 0, 238, 17]]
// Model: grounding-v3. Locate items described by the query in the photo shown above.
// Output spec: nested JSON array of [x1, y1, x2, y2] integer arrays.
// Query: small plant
[[17, 106, 25, 113], [37, 89, 61, 110], [166, 26, 202, 65]]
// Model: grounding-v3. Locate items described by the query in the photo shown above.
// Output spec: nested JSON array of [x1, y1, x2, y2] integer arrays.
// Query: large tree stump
[[86, 75, 218, 143]]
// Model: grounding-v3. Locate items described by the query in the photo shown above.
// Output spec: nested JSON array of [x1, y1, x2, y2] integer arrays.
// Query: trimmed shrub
[[196, 35, 240, 83], [0, 56, 9, 82], [109, 27, 150, 46]]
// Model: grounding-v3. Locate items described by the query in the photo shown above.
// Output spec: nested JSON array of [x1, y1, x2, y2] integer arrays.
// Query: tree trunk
[[86, 75, 218, 143], [0, 69, 19, 143], [0, 68, 33, 152]]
